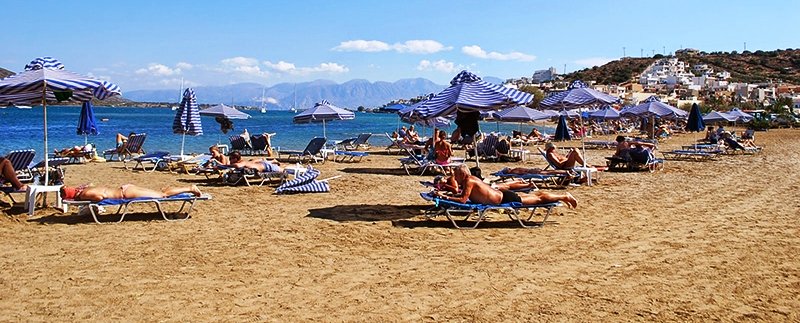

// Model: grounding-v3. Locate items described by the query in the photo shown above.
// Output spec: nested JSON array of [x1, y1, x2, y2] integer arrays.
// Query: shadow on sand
[[307, 204, 424, 222]]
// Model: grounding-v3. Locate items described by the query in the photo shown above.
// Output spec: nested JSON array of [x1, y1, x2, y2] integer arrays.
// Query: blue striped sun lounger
[[62, 193, 212, 224], [661, 150, 717, 162], [334, 151, 368, 162], [419, 192, 561, 229], [491, 168, 574, 188]]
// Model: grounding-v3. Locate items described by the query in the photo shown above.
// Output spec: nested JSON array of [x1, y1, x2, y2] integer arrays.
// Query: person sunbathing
[[0, 157, 28, 192], [228, 151, 282, 172], [203, 145, 229, 167], [433, 175, 535, 194], [433, 165, 577, 208], [61, 184, 202, 202], [544, 142, 585, 169], [54, 144, 93, 157]]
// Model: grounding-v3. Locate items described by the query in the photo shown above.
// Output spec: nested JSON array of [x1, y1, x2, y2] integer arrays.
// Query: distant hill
[[0, 67, 13, 79], [564, 48, 800, 84], [125, 78, 446, 109]]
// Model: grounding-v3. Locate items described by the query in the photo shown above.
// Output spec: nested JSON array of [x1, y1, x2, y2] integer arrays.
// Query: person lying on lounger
[[0, 157, 28, 192], [61, 184, 202, 202], [228, 151, 282, 172], [432, 164, 577, 208], [544, 142, 586, 169], [432, 175, 536, 194], [203, 145, 229, 167]]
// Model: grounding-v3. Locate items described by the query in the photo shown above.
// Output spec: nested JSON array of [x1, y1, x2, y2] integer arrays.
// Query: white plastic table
[[573, 166, 598, 186], [25, 184, 64, 216]]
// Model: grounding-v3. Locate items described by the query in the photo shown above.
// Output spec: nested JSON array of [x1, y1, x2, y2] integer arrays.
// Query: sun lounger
[[0, 186, 26, 204], [490, 168, 574, 188], [62, 193, 212, 224], [333, 151, 369, 162], [124, 151, 171, 172], [661, 150, 717, 161], [605, 155, 665, 172], [103, 133, 147, 161], [419, 192, 561, 229], [222, 165, 286, 186]]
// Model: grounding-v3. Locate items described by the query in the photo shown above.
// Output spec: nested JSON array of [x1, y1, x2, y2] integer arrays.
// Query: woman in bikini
[[61, 184, 202, 202]]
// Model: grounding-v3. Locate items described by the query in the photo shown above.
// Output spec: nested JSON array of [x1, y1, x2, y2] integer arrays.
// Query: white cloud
[[461, 45, 535, 61], [264, 60, 349, 75], [221, 56, 267, 77], [264, 61, 296, 73], [417, 60, 460, 73], [221, 56, 259, 67], [393, 40, 451, 54], [334, 39, 450, 54], [333, 40, 391, 52], [176, 62, 193, 70], [135, 63, 181, 76], [574, 57, 614, 67]]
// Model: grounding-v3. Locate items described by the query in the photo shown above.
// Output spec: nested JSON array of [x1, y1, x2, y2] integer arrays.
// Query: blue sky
[[2, 0, 798, 91]]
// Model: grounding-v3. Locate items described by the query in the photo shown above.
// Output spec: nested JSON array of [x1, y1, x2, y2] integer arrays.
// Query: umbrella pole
[[180, 133, 186, 158], [42, 83, 49, 185], [322, 119, 327, 141], [579, 113, 587, 167]]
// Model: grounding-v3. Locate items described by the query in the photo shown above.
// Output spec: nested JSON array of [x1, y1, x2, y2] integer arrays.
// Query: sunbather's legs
[[518, 191, 577, 208], [123, 184, 203, 198], [0, 158, 26, 190], [564, 149, 585, 168], [495, 179, 535, 191]]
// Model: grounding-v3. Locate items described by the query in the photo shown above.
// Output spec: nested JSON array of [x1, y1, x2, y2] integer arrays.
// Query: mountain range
[[124, 76, 504, 109], [124, 78, 453, 110]]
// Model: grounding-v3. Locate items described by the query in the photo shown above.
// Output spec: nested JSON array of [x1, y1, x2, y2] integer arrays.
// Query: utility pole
[[663, 46, 666, 55], [623, 46, 626, 58], [744, 42, 747, 51], [563, 64, 567, 75], [641, 48, 643, 58], [652, 49, 655, 56]]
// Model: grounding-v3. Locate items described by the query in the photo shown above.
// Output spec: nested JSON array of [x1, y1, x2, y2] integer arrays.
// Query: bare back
[[460, 175, 503, 205]]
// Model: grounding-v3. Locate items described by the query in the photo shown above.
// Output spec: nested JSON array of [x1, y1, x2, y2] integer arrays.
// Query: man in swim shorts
[[433, 164, 577, 208]]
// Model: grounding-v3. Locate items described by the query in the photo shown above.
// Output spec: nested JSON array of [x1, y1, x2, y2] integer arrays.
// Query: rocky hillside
[[563, 48, 800, 85], [0, 67, 13, 79]]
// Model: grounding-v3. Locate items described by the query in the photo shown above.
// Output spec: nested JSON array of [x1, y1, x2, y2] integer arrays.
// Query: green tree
[[518, 85, 545, 107]]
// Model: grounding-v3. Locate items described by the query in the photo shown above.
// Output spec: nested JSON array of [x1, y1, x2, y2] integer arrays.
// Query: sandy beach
[[1, 128, 798, 321]]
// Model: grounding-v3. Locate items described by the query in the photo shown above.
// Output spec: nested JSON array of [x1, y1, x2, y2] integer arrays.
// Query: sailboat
[[260, 87, 267, 113], [290, 83, 297, 113], [15, 104, 32, 109], [172, 78, 184, 110]]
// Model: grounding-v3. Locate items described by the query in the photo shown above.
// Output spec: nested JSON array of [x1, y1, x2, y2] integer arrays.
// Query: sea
[[0, 105, 552, 158]]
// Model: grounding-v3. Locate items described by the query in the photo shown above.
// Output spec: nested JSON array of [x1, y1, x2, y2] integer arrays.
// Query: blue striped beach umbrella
[[620, 96, 686, 119], [173, 88, 203, 158], [703, 110, 736, 124], [275, 167, 330, 194], [0, 57, 121, 184], [540, 80, 621, 165], [726, 107, 753, 122], [411, 70, 534, 166], [412, 70, 534, 120], [588, 106, 621, 120], [293, 100, 355, 139], [77, 101, 99, 145]]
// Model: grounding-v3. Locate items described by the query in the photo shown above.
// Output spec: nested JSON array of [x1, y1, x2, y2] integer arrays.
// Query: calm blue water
[[0, 106, 552, 158]]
